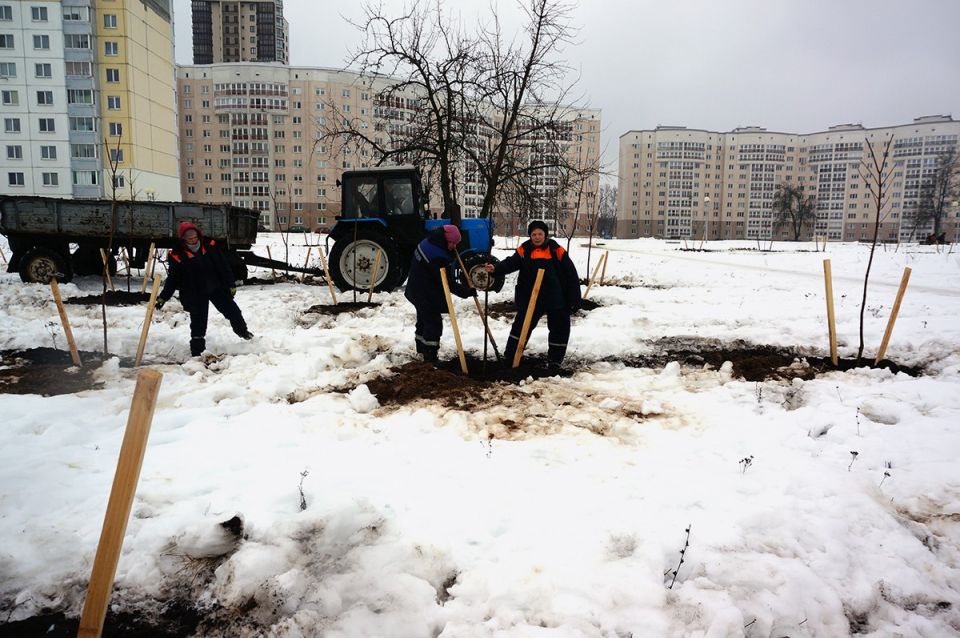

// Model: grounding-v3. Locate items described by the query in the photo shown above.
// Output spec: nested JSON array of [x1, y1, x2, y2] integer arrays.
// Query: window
[[65, 61, 91, 76], [72, 170, 99, 186], [71, 143, 97, 159], [32, 34, 49, 49], [105, 68, 120, 83], [0, 33, 13, 48], [0, 89, 17, 105], [31, 6, 48, 21], [107, 96, 120, 110], [42, 172, 58, 186], [36, 90, 53, 105], [8, 172, 24, 186], [38, 118, 55, 133], [103, 14, 117, 28], [35, 63, 52, 77], [70, 116, 95, 132], [64, 34, 89, 49], [0, 6, 10, 21], [40, 145, 56, 159], [0, 61, 15, 77], [67, 89, 93, 105], [110, 148, 123, 163], [104, 41, 118, 55], [4, 117, 20, 133], [6, 145, 22, 159], [112, 175, 124, 188], [109, 122, 122, 136], [62, 6, 89, 21]]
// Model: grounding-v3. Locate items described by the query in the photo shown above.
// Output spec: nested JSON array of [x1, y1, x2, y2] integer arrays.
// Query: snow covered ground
[[1, 233, 959, 637]]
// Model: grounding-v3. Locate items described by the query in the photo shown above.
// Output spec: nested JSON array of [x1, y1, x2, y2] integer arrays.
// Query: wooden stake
[[583, 256, 604, 299], [50, 279, 81, 367], [77, 369, 163, 638], [134, 276, 162, 366], [317, 247, 337, 304], [265, 245, 278, 280], [367, 248, 382, 302], [823, 259, 838, 366], [0, 244, 7, 265], [439, 268, 469, 374], [513, 268, 545, 369], [300, 246, 313, 283], [140, 243, 155, 293], [99, 249, 114, 292], [454, 250, 501, 360], [599, 251, 609, 285], [875, 267, 912, 364]]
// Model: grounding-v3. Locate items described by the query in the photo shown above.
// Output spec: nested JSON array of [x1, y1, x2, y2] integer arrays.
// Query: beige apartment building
[[617, 116, 960, 242], [191, 0, 288, 64], [177, 63, 601, 232]]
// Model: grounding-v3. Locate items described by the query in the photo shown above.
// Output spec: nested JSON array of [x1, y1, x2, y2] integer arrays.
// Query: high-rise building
[[618, 117, 960, 242], [0, 0, 180, 200], [191, 0, 289, 65], [176, 63, 601, 232]]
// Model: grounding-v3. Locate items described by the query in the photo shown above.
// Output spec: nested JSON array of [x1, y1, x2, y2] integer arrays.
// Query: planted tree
[[772, 182, 816, 241]]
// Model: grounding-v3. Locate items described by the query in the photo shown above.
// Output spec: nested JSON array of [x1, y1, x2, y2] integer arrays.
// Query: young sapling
[[667, 524, 692, 590], [848, 451, 859, 471]]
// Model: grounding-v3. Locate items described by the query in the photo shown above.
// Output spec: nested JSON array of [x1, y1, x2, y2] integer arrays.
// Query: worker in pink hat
[[403, 225, 475, 362], [156, 221, 252, 357]]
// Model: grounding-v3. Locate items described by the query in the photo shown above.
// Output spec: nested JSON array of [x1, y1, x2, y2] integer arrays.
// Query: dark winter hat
[[178, 221, 201, 239], [527, 220, 549, 236], [443, 224, 462, 245]]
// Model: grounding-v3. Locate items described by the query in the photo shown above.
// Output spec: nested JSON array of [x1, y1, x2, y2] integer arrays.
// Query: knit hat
[[178, 221, 201, 239], [443, 224, 461, 245], [527, 220, 549, 236]]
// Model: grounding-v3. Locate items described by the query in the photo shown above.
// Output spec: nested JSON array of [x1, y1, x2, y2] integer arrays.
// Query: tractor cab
[[338, 166, 429, 247]]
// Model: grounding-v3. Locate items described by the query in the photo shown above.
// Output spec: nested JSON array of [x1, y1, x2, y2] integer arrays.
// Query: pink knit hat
[[443, 224, 461, 245]]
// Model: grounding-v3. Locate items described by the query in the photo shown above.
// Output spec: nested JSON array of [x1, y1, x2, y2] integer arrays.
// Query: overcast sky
[[172, 0, 960, 174]]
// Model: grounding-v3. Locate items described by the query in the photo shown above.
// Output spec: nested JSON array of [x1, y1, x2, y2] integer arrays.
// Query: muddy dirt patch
[[577, 277, 669, 290], [303, 301, 380, 316], [245, 274, 328, 286], [64, 291, 151, 306], [0, 348, 105, 396], [484, 299, 600, 320], [0, 601, 203, 638]]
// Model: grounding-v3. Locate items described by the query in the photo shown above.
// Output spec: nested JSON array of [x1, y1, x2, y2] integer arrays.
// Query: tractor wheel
[[461, 252, 505, 292], [19, 247, 73, 284], [329, 228, 401, 292]]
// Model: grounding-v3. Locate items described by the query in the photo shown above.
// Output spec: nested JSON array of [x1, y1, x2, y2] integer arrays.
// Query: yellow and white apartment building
[[618, 116, 960, 242]]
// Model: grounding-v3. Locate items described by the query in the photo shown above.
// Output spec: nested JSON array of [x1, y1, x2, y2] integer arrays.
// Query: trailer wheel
[[329, 228, 400, 292], [461, 252, 505, 292], [19, 247, 73, 284]]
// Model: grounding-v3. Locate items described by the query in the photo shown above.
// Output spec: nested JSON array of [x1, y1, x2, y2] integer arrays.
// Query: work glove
[[155, 298, 166, 310], [229, 287, 237, 298]]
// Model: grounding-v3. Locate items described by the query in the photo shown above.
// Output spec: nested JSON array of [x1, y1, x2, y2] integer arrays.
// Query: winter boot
[[190, 337, 206, 357], [422, 348, 439, 364]]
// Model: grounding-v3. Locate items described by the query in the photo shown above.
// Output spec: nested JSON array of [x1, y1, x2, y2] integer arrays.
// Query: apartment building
[[0, 0, 179, 200], [177, 63, 601, 232], [618, 116, 960, 242], [192, 0, 289, 65]]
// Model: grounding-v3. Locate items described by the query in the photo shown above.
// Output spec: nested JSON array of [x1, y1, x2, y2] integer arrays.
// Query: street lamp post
[[701, 195, 711, 249]]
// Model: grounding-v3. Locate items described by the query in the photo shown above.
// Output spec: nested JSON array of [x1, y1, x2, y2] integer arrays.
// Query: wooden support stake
[[454, 250, 501, 360], [367, 248, 382, 303], [77, 369, 163, 638], [317, 247, 337, 305], [300, 246, 313, 283], [50, 279, 81, 367], [513, 268, 545, 369], [140, 243, 155, 293], [583, 256, 604, 299], [823, 259, 838, 366], [134, 276, 162, 366], [99, 249, 114, 291], [0, 244, 7, 265], [599, 251, 609, 285], [875, 267, 912, 364], [439, 268, 469, 374], [265, 245, 278, 280]]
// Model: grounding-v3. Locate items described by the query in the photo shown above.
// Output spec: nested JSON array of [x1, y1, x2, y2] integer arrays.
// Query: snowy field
[[1, 233, 959, 637]]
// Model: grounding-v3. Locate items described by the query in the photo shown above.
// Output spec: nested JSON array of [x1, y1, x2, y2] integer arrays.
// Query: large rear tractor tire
[[329, 228, 401, 293], [19, 247, 73, 284]]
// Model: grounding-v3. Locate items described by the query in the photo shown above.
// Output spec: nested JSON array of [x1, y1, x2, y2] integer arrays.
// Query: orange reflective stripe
[[517, 245, 526, 257], [529, 247, 553, 260], [170, 253, 181, 263]]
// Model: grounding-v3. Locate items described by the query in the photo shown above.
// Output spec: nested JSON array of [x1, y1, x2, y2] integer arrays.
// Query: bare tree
[[772, 182, 817, 241], [99, 134, 125, 355], [914, 146, 959, 238], [596, 183, 617, 238], [856, 135, 895, 362]]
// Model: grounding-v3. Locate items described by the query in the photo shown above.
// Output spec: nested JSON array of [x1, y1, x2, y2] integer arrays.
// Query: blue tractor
[[326, 166, 505, 293]]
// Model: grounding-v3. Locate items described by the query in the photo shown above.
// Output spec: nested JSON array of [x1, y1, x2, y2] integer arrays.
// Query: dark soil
[[577, 278, 669, 290], [303, 301, 379, 315], [0, 348, 106, 395], [484, 299, 599, 320], [64, 291, 152, 306], [0, 601, 203, 638], [611, 338, 922, 382], [245, 273, 327, 286]]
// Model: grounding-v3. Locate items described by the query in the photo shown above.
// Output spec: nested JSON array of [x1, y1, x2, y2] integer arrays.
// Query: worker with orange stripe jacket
[[156, 221, 252, 357], [484, 220, 581, 366]]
